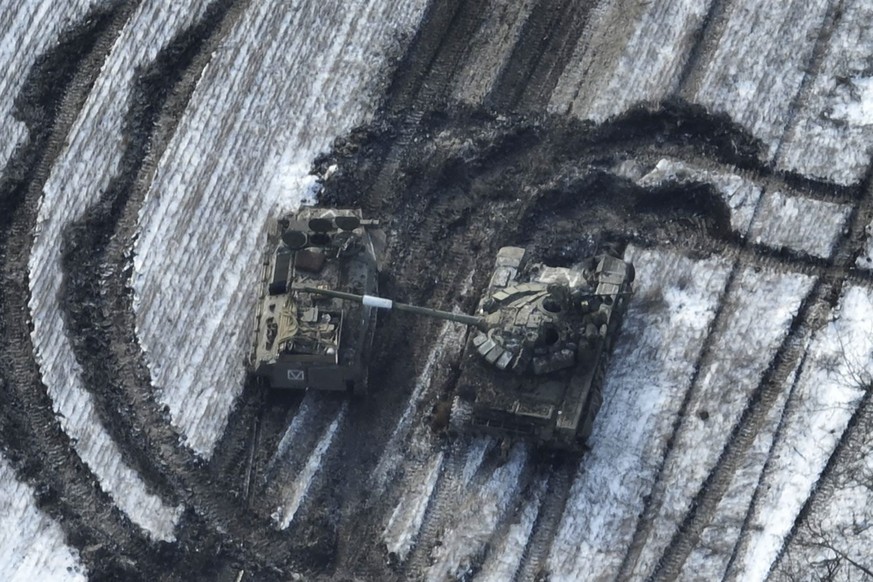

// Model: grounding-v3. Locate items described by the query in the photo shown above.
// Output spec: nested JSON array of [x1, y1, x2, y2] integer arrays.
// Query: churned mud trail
[[487, 0, 598, 111], [54, 0, 326, 577], [382, 0, 489, 114], [647, 159, 873, 581], [313, 103, 839, 579], [0, 4, 166, 579]]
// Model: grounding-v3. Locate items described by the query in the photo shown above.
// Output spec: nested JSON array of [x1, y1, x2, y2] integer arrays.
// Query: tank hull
[[457, 246, 633, 452]]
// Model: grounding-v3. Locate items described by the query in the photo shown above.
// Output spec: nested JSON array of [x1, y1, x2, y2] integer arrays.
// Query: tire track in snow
[[271, 403, 348, 529], [616, 250, 742, 580], [475, 473, 548, 582], [424, 444, 529, 581], [513, 461, 575, 582], [371, 319, 468, 494], [769, 0, 846, 166], [648, 160, 873, 581], [47, 0, 320, 571], [720, 347, 811, 580], [383, 451, 446, 563], [0, 2, 169, 574], [486, 0, 597, 111], [402, 438, 492, 579]]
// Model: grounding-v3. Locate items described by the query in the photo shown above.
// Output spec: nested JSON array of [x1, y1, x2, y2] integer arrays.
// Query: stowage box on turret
[[249, 207, 384, 393]]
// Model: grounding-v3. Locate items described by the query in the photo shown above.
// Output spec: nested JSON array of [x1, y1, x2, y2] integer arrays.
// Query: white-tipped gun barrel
[[302, 286, 487, 329]]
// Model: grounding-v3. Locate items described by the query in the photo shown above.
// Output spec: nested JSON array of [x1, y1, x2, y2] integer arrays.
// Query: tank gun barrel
[[302, 286, 487, 330]]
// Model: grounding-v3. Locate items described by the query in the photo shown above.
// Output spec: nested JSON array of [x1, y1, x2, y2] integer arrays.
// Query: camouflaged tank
[[306, 245, 634, 452], [249, 207, 384, 393], [456, 246, 634, 452]]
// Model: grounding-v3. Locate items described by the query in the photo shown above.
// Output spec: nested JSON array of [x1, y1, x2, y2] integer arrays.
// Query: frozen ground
[[4, 0, 873, 579], [132, 0, 428, 457], [27, 0, 210, 542], [0, 456, 86, 581]]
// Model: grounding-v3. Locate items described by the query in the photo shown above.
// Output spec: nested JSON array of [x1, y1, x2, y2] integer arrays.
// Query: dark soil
[[5, 0, 872, 580]]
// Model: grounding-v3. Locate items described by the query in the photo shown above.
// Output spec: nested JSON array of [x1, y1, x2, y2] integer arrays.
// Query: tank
[[249, 206, 385, 393], [306, 245, 634, 452]]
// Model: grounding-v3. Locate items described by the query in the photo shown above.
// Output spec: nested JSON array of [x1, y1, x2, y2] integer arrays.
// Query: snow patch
[[0, 456, 87, 581], [731, 285, 873, 582], [426, 445, 528, 581], [272, 403, 347, 529], [748, 190, 851, 258], [382, 452, 444, 562], [778, 0, 873, 185], [476, 475, 547, 582], [693, 0, 830, 160], [547, 245, 732, 580], [629, 267, 813, 578]]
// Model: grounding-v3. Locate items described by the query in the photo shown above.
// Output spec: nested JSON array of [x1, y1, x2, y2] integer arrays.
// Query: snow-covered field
[[28, 0, 212, 541], [132, 0, 428, 457], [627, 267, 813, 578], [776, 0, 873, 185], [730, 285, 873, 581], [748, 191, 851, 258], [691, 0, 831, 161], [547, 246, 732, 580], [6, 0, 873, 578]]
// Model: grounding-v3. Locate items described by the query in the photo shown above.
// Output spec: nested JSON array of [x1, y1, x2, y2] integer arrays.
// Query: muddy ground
[[3, 0, 873, 581]]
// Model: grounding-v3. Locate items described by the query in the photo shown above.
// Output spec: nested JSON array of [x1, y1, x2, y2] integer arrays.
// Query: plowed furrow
[[647, 160, 873, 582], [0, 3, 159, 577], [513, 461, 575, 582]]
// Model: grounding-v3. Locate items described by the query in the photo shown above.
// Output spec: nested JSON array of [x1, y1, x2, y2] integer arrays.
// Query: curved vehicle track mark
[[59, 0, 240, 508], [319, 106, 873, 579], [53, 0, 323, 575], [647, 161, 873, 581], [0, 3, 164, 577]]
